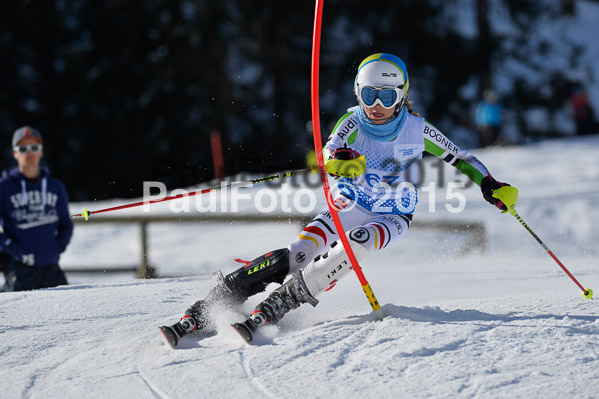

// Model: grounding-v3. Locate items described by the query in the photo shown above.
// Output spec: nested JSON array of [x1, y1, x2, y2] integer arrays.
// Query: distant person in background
[[475, 90, 504, 147], [570, 84, 597, 135], [0, 126, 73, 292]]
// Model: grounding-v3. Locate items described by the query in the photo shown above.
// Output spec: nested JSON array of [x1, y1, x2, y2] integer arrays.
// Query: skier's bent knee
[[219, 248, 290, 300], [301, 229, 369, 298]]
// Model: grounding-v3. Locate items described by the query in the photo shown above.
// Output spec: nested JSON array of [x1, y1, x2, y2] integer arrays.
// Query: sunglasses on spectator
[[14, 144, 43, 154]]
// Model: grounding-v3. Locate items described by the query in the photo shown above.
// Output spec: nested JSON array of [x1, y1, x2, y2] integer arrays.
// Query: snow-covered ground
[[1, 135, 599, 398]]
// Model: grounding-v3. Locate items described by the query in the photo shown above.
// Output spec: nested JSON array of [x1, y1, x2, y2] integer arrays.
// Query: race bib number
[[363, 171, 416, 213]]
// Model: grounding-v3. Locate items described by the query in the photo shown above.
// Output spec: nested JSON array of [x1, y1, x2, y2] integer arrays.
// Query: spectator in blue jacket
[[0, 126, 73, 291], [475, 90, 504, 147]]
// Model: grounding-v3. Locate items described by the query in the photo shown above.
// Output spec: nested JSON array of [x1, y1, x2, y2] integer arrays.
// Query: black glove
[[480, 176, 511, 211], [330, 146, 360, 161], [326, 146, 362, 179]]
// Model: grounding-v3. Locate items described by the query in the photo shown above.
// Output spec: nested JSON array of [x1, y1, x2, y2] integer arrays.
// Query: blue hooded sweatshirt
[[0, 167, 73, 267]]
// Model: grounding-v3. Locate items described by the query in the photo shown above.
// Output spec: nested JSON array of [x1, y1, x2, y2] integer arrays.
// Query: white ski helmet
[[354, 53, 409, 111]]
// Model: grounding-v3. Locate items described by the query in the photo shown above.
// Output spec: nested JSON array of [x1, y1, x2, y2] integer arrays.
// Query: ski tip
[[158, 326, 179, 349], [231, 322, 253, 345]]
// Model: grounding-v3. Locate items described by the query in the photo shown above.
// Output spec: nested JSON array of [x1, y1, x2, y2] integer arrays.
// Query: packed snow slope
[[1, 136, 599, 398]]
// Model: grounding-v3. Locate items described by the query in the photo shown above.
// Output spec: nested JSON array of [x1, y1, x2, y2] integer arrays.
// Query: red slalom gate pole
[[311, 0, 381, 313]]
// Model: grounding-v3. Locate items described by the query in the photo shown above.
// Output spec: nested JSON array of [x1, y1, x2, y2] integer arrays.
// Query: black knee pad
[[223, 248, 290, 298]]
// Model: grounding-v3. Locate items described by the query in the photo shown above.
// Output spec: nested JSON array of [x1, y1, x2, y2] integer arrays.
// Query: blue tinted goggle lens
[[360, 87, 398, 107]]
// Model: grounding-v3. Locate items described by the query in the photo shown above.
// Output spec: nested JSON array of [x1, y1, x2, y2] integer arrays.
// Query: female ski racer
[[159, 53, 515, 347]]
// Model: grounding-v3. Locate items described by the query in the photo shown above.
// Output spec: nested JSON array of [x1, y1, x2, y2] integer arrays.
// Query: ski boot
[[158, 315, 197, 349], [160, 249, 291, 348], [158, 278, 239, 349], [232, 271, 318, 345]]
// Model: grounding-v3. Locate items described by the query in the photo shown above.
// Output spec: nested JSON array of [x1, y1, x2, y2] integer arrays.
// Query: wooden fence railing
[[69, 215, 486, 279]]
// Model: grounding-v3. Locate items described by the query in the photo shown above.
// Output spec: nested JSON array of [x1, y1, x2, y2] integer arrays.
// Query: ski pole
[[493, 186, 593, 299], [71, 167, 317, 220], [311, 0, 382, 315]]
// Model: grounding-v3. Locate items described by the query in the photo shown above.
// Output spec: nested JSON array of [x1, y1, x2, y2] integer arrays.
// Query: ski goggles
[[14, 144, 43, 154], [358, 86, 404, 109]]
